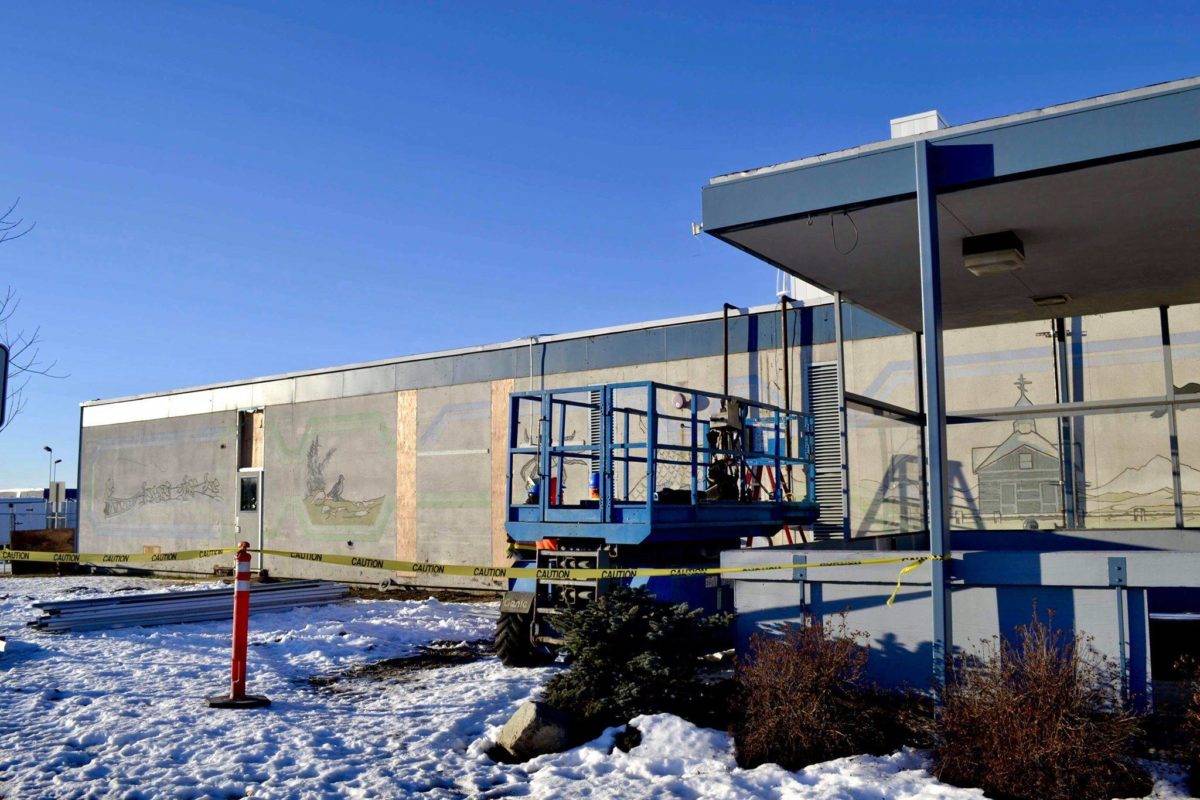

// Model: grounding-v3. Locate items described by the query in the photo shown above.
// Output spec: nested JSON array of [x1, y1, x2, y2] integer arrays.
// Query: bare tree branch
[[0, 198, 35, 245], [1, 201, 67, 432]]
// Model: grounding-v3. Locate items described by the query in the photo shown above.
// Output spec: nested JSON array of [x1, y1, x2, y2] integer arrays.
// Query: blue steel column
[[1160, 306, 1185, 529], [833, 291, 851, 540], [914, 140, 952, 693], [1053, 318, 1077, 528], [913, 333, 929, 532]]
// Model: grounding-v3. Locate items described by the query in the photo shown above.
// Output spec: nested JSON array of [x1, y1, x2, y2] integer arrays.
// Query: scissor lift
[[496, 380, 818, 665]]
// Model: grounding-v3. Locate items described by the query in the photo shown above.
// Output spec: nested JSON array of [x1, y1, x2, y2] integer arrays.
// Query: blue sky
[[1, 1, 1197, 486]]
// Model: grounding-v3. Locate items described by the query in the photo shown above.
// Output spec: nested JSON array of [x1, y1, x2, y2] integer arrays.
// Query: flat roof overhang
[[702, 77, 1200, 330]]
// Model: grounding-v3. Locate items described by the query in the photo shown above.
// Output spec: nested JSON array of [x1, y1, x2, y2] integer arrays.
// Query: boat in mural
[[303, 436, 384, 526]]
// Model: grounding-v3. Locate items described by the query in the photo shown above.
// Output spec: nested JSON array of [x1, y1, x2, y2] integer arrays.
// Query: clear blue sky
[[1, 1, 1197, 487]]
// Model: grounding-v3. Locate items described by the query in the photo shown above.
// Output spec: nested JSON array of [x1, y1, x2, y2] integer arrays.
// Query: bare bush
[[934, 612, 1149, 800], [1181, 659, 1200, 795], [732, 618, 903, 769]]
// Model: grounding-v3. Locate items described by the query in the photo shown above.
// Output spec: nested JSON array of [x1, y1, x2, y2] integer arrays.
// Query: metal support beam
[[844, 392, 924, 424], [833, 292, 851, 540], [1053, 318, 1077, 528], [913, 333, 929, 533], [1108, 557, 1129, 700], [947, 392, 1200, 423], [915, 141, 952, 694], [1160, 306, 1186, 529]]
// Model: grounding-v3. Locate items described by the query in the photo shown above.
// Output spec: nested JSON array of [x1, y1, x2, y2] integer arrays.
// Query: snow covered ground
[[1, 576, 1193, 799]]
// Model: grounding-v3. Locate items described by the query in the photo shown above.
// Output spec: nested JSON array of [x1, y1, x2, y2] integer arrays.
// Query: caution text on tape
[[1, 545, 939, 605]]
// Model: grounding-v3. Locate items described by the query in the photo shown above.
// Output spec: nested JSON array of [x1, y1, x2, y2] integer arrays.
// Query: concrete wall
[[79, 411, 236, 573], [262, 393, 397, 582]]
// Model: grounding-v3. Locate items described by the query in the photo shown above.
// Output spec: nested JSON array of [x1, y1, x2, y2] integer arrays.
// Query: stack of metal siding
[[29, 581, 348, 632]]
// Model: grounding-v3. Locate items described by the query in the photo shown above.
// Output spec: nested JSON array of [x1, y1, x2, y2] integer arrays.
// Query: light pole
[[43, 446, 53, 529], [52, 458, 62, 527]]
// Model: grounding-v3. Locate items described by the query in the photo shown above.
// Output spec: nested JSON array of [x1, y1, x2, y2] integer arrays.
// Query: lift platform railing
[[507, 381, 815, 527]]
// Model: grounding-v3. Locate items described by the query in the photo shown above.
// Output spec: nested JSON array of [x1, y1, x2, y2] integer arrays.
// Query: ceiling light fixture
[[1031, 294, 1070, 307], [962, 230, 1025, 276]]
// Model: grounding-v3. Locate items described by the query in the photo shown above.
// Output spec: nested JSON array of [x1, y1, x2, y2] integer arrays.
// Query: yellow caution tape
[[258, 548, 936, 584], [887, 558, 934, 606], [0, 547, 237, 565], [1, 545, 939, 605]]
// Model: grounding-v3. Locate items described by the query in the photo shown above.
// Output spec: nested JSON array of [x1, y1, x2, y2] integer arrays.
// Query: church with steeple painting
[[971, 376, 1063, 522]]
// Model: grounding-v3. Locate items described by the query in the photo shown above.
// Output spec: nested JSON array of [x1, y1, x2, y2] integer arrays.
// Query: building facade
[[78, 299, 1200, 586]]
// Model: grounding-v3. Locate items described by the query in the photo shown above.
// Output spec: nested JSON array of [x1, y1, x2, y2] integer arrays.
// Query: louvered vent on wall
[[807, 363, 845, 540], [589, 390, 601, 474]]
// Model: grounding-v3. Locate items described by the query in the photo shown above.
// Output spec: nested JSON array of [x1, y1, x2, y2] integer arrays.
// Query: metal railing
[[507, 381, 815, 525]]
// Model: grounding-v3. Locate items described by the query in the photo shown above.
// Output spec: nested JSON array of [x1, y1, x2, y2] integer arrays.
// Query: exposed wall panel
[[491, 379, 515, 572], [414, 382, 492, 585], [262, 393, 397, 581], [396, 390, 417, 562]]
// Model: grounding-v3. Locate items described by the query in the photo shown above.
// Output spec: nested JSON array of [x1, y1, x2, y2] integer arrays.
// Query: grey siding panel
[[341, 365, 398, 397], [294, 372, 345, 403], [396, 358, 455, 390], [451, 348, 522, 385], [594, 329, 668, 369], [542, 338, 589, 376], [665, 320, 723, 361]]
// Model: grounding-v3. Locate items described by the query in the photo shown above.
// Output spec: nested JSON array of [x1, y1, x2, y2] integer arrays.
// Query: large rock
[[494, 701, 572, 761]]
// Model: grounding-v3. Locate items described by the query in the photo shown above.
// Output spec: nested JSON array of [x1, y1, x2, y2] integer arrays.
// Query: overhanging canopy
[[702, 77, 1200, 330]]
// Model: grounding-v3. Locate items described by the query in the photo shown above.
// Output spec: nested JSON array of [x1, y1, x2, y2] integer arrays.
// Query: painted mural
[[303, 435, 384, 526], [102, 474, 222, 518], [970, 376, 1063, 524], [841, 305, 1200, 534], [261, 396, 396, 548]]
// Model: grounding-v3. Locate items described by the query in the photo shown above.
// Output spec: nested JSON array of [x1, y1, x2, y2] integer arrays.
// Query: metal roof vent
[[889, 110, 948, 139]]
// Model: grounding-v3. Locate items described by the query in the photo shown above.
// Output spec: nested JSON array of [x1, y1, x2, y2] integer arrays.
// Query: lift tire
[[494, 612, 549, 667]]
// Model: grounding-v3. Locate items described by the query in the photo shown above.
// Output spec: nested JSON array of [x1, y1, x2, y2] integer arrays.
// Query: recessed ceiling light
[[963, 231, 1025, 276], [1031, 294, 1070, 307]]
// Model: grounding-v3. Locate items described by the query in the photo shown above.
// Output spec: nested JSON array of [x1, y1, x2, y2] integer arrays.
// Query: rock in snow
[[494, 700, 573, 760]]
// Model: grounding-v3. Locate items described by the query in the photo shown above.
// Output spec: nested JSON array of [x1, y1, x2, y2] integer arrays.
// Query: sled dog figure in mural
[[303, 436, 384, 526], [103, 474, 221, 518]]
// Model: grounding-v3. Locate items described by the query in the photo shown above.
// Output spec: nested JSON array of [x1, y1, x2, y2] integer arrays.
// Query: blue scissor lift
[[495, 380, 819, 666]]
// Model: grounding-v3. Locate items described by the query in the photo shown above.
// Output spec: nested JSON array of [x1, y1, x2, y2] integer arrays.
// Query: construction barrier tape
[[1, 545, 941, 605], [0, 547, 238, 565]]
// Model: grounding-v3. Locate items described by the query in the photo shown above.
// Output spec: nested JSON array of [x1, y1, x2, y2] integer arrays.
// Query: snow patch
[[2, 577, 1193, 799]]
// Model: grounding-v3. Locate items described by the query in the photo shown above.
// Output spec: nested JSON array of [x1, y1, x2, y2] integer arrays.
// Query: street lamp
[[43, 446, 53, 528], [51, 458, 62, 527]]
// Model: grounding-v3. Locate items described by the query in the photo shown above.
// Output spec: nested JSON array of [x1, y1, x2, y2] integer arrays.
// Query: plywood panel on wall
[[490, 378, 514, 568], [396, 390, 418, 561]]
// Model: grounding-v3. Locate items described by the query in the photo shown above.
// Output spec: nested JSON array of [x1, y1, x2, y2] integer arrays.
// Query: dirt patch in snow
[[307, 639, 493, 690], [347, 584, 500, 603]]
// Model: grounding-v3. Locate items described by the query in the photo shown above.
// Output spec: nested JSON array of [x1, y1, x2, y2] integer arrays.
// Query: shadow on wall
[[735, 566, 1158, 698]]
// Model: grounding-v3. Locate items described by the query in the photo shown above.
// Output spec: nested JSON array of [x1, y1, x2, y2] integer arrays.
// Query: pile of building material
[[28, 581, 348, 632]]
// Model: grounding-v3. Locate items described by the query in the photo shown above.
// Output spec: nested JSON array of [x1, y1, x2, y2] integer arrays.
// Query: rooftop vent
[[889, 109, 948, 139]]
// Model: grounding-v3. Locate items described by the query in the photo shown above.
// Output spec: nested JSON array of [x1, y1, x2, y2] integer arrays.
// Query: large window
[[847, 408, 924, 536]]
